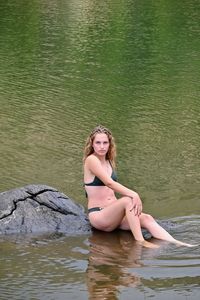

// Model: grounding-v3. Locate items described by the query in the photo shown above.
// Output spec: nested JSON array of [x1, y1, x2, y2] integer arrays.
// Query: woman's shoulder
[[85, 154, 99, 164], [84, 155, 102, 175]]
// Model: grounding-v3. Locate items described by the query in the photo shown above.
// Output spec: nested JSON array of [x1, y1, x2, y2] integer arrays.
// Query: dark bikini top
[[84, 170, 117, 186]]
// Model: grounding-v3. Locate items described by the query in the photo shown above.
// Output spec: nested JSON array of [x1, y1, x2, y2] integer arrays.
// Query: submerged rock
[[0, 185, 91, 235]]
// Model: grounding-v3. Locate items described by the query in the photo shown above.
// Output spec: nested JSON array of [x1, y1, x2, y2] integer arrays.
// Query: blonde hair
[[83, 125, 116, 168]]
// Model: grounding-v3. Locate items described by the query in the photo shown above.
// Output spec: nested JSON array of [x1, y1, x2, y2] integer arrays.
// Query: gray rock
[[0, 184, 174, 238], [0, 185, 91, 235]]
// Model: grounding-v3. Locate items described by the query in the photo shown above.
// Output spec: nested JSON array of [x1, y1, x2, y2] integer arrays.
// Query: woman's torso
[[84, 157, 117, 208], [85, 185, 117, 208]]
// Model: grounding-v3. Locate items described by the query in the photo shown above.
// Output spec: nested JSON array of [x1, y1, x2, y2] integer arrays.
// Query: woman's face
[[92, 133, 110, 157]]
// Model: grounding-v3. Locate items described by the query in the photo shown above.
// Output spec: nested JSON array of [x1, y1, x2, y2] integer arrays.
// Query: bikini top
[[84, 170, 117, 186]]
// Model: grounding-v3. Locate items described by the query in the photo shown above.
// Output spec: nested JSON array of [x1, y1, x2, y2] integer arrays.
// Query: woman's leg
[[139, 213, 196, 247], [89, 197, 143, 240], [139, 213, 176, 241], [124, 206, 159, 248], [88, 197, 158, 248], [120, 212, 196, 247]]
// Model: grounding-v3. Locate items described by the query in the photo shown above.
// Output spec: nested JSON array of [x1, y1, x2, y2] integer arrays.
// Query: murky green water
[[0, 220, 200, 300], [0, 0, 199, 299]]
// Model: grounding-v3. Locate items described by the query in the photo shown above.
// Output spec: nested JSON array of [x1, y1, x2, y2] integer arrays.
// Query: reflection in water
[[0, 218, 199, 300], [86, 230, 144, 299], [86, 216, 200, 299]]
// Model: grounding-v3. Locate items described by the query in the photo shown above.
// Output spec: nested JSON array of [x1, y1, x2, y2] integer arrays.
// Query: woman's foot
[[175, 240, 198, 247], [137, 240, 160, 249]]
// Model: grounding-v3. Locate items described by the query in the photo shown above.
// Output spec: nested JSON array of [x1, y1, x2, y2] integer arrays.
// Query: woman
[[83, 125, 194, 248]]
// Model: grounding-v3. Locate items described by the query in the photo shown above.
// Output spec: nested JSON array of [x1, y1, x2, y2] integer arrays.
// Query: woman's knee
[[140, 213, 155, 225], [120, 196, 135, 210]]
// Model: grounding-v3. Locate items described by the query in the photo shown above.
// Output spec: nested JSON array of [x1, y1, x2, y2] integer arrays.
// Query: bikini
[[84, 170, 117, 214]]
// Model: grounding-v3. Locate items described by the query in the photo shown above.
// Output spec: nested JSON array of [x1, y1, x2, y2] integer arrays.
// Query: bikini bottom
[[88, 207, 103, 214]]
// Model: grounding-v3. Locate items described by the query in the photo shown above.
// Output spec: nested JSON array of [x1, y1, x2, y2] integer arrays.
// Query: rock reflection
[[86, 230, 143, 300]]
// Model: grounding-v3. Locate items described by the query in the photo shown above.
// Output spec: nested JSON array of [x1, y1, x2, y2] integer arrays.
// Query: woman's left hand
[[129, 192, 143, 216]]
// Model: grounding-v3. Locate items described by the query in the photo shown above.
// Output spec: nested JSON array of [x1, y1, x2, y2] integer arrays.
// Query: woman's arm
[[85, 155, 142, 215]]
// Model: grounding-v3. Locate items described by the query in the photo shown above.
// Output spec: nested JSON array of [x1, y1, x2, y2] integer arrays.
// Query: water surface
[[0, 0, 199, 299], [0, 216, 199, 300]]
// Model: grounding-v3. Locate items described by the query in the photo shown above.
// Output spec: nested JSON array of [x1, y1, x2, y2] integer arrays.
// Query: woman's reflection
[[86, 230, 145, 300]]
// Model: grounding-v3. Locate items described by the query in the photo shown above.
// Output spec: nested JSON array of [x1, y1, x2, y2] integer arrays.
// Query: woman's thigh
[[88, 198, 130, 231]]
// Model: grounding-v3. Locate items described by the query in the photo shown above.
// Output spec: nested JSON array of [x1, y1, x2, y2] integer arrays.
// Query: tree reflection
[[86, 230, 144, 300]]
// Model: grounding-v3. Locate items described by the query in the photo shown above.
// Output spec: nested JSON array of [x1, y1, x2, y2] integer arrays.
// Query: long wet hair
[[83, 125, 116, 169]]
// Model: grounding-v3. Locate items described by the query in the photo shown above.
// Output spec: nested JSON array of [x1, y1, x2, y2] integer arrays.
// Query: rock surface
[[0, 185, 91, 235]]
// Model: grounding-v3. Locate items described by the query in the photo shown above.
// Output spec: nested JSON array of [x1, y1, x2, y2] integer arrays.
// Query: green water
[[0, 0, 199, 299]]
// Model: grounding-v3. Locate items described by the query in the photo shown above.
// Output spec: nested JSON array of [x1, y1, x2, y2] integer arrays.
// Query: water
[[0, 0, 199, 299], [0, 218, 199, 300]]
